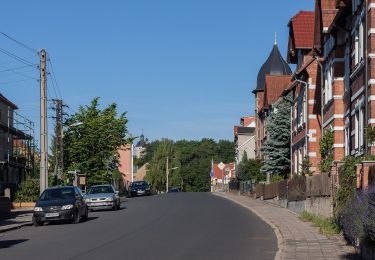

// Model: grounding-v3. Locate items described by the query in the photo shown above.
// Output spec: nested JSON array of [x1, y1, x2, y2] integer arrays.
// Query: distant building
[[253, 41, 292, 159], [234, 116, 256, 164], [0, 94, 34, 196], [211, 162, 235, 192], [135, 134, 147, 159]]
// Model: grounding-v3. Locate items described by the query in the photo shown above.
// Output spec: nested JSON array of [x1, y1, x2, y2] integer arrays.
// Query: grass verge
[[299, 211, 341, 236]]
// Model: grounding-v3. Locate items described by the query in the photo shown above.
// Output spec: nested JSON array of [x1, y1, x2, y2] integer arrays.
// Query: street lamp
[[166, 156, 179, 193]]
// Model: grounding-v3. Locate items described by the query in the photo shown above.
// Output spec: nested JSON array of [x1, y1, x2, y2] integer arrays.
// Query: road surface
[[0, 193, 277, 260]]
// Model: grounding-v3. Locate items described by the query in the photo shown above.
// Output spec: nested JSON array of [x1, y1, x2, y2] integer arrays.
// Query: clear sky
[[0, 0, 314, 142]]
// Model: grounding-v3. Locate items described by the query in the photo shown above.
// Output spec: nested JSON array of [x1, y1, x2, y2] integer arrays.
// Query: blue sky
[[0, 0, 314, 142]]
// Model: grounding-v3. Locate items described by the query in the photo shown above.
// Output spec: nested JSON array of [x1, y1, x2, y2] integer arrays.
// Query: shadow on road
[[0, 239, 28, 249], [44, 216, 99, 226], [341, 252, 362, 259]]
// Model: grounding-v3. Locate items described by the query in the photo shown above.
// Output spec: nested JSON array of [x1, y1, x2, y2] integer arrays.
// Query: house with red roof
[[211, 162, 235, 191], [283, 10, 323, 176], [234, 116, 256, 164]]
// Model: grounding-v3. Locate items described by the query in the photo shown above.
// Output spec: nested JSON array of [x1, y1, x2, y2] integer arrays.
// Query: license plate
[[45, 213, 59, 218], [91, 202, 106, 206]]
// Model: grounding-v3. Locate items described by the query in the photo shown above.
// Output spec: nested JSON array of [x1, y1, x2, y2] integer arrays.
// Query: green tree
[[261, 99, 291, 178], [63, 98, 131, 186], [144, 139, 180, 192], [236, 152, 263, 182]]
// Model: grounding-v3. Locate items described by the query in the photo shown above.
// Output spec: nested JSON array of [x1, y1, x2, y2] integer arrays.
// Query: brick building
[[253, 42, 292, 159], [285, 11, 323, 175]]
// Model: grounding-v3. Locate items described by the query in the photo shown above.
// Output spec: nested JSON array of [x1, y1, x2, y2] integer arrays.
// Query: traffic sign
[[218, 162, 225, 170]]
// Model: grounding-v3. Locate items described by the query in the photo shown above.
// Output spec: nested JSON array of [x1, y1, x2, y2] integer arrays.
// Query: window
[[324, 64, 333, 104], [344, 125, 350, 156], [354, 18, 364, 65], [352, 0, 362, 14], [294, 152, 298, 175], [354, 103, 364, 151], [344, 46, 350, 92]]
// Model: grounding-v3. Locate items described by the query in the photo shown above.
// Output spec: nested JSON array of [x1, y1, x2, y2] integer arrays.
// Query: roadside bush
[[363, 187, 375, 242], [14, 177, 39, 202]]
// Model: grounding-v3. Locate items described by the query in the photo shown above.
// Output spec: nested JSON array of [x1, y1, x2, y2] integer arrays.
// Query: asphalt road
[[0, 193, 277, 260]]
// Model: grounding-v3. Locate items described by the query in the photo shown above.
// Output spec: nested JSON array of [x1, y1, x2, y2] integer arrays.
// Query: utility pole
[[166, 156, 169, 193], [39, 49, 48, 194], [51, 99, 66, 182]]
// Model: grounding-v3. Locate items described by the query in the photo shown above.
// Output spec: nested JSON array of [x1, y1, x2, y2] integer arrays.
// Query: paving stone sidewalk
[[0, 208, 33, 233], [215, 192, 361, 260]]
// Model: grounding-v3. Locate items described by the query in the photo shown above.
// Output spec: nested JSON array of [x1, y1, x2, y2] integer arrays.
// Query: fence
[[254, 173, 331, 202]]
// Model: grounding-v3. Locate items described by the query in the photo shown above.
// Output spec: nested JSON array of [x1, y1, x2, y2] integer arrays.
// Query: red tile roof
[[289, 11, 315, 49], [241, 116, 255, 127], [213, 162, 235, 180], [263, 75, 291, 108]]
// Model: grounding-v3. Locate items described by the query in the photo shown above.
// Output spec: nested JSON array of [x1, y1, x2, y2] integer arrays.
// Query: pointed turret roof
[[253, 43, 292, 93]]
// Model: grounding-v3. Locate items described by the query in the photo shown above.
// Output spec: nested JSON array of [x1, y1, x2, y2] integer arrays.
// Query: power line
[[0, 65, 33, 73], [0, 65, 38, 81], [0, 32, 38, 54], [0, 47, 38, 67], [47, 55, 63, 100]]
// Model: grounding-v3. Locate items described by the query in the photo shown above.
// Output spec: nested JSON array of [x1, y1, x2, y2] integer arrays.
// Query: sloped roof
[[241, 116, 256, 127], [253, 44, 292, 93], [289, 11, 315, 49], [263, 75, 292, 108], [0, 94, 18, 109]]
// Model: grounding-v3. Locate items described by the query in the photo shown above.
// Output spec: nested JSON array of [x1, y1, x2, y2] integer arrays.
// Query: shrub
[[363, 187, 375, 242], [14, 177, 39, 202]]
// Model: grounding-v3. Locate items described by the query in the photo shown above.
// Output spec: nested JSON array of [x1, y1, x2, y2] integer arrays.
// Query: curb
[[0, 222, 32, 234], [213, 193, 284, 260]]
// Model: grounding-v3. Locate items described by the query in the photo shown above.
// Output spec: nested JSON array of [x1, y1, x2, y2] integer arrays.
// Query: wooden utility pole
[[40, 49, 48, 194], [52, 99, 65, 181]]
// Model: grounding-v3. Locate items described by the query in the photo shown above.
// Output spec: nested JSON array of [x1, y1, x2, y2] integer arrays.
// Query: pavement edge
[[213, 193, 284, 260]]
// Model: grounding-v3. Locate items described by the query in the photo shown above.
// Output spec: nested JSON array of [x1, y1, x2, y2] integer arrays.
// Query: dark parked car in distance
[[33, 186, 88, 226], [168, 187, 180, 193], [129, 181, 151, 197]]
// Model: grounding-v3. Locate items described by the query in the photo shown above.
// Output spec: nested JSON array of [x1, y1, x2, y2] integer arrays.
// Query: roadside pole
[[166, 156, 169, 193], [39, 49, 48, 194]]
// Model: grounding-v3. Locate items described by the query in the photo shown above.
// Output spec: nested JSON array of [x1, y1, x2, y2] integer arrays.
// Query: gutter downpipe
[[365, 0, 369, 155]]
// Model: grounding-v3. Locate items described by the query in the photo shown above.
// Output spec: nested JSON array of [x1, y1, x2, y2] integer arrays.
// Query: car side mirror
[[116, 191, 119, 195]]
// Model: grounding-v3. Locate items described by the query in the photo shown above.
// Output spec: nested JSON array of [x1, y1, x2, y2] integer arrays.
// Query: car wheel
[[117, 201, 121, 210], [71, 209, 80, 224], [82, 207, 88, 221], [112, 202, 118, 211], [32, 216, 43, 227]]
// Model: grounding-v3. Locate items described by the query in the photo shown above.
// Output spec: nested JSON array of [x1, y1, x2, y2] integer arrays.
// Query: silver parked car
[[84, 185, 120, 211]]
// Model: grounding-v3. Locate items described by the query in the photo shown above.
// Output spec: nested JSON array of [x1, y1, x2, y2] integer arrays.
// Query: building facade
[[234, 116, 256, 164], [0, 94, 34, 196]]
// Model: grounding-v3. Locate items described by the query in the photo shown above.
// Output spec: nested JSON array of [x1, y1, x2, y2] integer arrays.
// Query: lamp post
[[166, 156, 179, 193]]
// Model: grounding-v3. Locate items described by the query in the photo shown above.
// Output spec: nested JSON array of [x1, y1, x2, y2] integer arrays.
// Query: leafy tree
[[144, 139, 180, 192], [144, 138, 235, 192], [64, 98, 131, 186], [261, 99, 291, 178], [236, 152, 263, 182]]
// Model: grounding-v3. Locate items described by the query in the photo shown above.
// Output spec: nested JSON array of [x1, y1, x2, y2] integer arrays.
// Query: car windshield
[[131, 182, 149, 188], [88, 186, 114, 194], [39, 188, 75, 201]]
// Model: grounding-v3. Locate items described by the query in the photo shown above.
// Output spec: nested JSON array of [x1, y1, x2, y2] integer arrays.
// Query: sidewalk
[[215, 192, 360, 260], [0, 208, 33, 233]]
